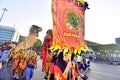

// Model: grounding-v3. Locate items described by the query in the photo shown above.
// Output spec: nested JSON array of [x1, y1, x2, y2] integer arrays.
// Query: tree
[[33, 38, 42, 51], [92, 44, 120, 54]]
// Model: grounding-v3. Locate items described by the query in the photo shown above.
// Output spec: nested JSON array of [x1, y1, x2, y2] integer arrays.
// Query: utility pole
[[0, 8, 8, 22]]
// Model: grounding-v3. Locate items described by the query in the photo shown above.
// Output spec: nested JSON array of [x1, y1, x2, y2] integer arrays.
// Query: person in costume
[[54, 50, 72, 80], [71, 53, 88, 80], [26, 49, 38, 80], [12, 50, 20, 79], [40, 29, 53, 80], [71, 53, 79, 80], [8, 49, 22, 79], [19, 50, 27, 80], [48, 51, 58, 80], [7, 48, 15, 66]]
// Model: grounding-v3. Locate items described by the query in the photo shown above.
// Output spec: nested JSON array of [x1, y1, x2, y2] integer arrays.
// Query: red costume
[[54, 51, 69, 80], [40, 29, 53, 80], [54, 65, 68, 80], [41, 29, 53, 72]]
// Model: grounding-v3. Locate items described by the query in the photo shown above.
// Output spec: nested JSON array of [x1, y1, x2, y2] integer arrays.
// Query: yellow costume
[[19, 50, 27, 79], [13, 51, 20, 79]]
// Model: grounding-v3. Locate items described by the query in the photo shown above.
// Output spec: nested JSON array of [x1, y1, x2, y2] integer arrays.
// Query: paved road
[[31, 57, 44, 80], [86, 62, 120, 80], [2, 57, 120, 80], [34, 58, 120, 80]]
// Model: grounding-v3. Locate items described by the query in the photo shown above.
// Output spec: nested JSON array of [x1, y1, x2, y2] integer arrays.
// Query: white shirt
[[76, 55, 81, 62]]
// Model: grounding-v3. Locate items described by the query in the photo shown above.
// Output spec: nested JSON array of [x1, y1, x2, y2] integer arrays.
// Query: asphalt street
[[2, 57, 120, 80]]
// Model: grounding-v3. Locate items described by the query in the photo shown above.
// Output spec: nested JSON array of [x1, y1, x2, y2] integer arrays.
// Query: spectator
[[0, 46, 12, 79]]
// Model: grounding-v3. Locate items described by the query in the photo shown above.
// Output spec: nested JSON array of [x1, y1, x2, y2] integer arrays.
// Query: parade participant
[[76, 54, 81, 71], [71, 53, 79, 80], [79, 53, 88, 80], [0, 46, 12, 79], [79, 53, 84, 72], [12, 49, 26, 80], [19, 50, 27, 80], [42, 49, 52, 80], [26, 49, 38, 80], [12, 50, 20, 79], [48, 53, 57, 80], [7, 49, 15, 66], [71, 53, 87, 80], [82, 54, 87, 70], [54, 50, 72, 80], [40, 29, 53, 80]]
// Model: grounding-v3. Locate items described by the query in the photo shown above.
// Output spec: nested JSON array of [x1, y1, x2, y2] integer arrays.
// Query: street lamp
[[0, 8, 8, 22]]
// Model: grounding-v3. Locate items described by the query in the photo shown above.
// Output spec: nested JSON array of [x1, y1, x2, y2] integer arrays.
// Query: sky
[[0, 0, 120, 44]]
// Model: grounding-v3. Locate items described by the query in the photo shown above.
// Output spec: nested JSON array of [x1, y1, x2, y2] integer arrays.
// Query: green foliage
[[33, 38, 42, 51], [92, 44, 120, 52]]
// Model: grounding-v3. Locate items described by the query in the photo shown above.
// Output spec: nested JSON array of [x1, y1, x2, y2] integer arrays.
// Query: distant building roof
[[0, 25, 15, 31]]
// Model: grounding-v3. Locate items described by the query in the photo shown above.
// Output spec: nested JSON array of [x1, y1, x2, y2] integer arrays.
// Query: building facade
[[0, 25, 20, 44]]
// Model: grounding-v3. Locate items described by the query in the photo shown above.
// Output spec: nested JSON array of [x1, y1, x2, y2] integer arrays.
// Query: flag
[[51, 0, 88, 54]]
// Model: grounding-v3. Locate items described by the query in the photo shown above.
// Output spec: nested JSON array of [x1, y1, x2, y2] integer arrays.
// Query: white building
[[0, 25, 20, 43]]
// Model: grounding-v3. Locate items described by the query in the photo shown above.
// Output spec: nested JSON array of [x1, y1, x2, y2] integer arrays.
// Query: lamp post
[[0, 8, 8, 22]]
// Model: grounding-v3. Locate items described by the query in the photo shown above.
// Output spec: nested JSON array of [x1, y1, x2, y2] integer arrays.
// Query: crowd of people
[[0, 43, 38, 80], [40, 29, 91, 80], [40, 48, 91, 80], [0, 43, 12, 80], [0, 29, 91, 80]]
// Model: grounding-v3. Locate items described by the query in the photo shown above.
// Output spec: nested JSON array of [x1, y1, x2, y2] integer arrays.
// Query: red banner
[[52, 0, 88, 52]]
